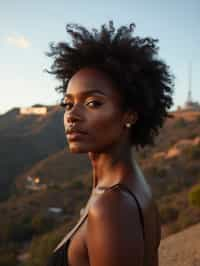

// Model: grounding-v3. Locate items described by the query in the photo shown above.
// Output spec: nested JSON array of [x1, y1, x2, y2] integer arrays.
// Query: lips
[[65, 128, 87, 135], [65, 127, 87, 141]]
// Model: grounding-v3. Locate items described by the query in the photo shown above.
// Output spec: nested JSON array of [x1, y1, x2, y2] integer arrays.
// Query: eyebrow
[[65, 89, 107, 99]]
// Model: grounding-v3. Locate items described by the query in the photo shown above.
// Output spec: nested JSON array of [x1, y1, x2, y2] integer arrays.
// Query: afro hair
[[46, 21, 174, 148]]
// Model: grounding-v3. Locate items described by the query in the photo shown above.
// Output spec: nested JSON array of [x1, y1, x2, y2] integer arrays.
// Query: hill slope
[[0, 106, 66, 200], [0, 108, 199, 265], [159, 222, 200, 266]]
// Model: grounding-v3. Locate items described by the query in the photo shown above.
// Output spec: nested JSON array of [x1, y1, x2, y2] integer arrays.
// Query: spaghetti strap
[[47, 206, 89, 266], [54, 183, 145, 253], [99, 183, 145, 241], [47, 183, 145, 266], [53, 203, 90, 253]]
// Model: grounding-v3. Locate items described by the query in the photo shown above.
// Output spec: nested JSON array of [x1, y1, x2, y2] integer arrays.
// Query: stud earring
[[125, 123, 132, 128]]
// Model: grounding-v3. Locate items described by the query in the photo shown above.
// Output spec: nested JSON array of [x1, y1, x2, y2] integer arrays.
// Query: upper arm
[[86, 189, 144, 266]]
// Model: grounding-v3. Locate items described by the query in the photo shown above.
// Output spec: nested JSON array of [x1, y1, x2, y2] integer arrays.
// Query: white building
[[20, 106, 47, 115], [48, 207, 63, 214]]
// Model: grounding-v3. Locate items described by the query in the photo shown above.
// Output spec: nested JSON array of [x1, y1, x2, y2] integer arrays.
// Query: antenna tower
[[187, 63, 192, 103]]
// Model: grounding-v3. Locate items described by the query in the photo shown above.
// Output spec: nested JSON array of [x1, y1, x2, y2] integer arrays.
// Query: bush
[[0, 219, 33, 243], [196, 115, 200, 123], [31, 214, 54, 235], [10, 222, 33, 242], [70, 179, 84, 190], [146, 165, 168, 179], [186, 144, 200, 160], [168, 222, 180, 234], [188, 184, 200, 208], [159, 206, 178, 224], [0, 253, 17, 266], [177, 213, 195, 229], [174, 118, 187, 128], [0, 246, 17, 266], [27, 231, 61, 266]]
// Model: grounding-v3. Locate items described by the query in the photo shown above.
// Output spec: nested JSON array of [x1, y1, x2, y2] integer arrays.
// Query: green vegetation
[[0, 242, 18, 266], [31, 214, 55, 235], [0, 247, 17, 266], [26, 230, 62, 266], [186, 144, 200, 160], [159, 206, 178, 224], [0, 214, 55, 245], [188, 184, 200, 208], [0, 107, 65, 202], [174, 118, 187, 128], [196, 115, 200, 123]]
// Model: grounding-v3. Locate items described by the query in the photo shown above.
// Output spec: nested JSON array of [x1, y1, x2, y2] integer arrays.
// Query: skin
[[64, 67, 138, 188], [63, 67, 144, 266]]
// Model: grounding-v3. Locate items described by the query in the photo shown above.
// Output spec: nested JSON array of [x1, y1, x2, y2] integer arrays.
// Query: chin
[[68, 143, 89, 153], [68, 142, 104, 154]]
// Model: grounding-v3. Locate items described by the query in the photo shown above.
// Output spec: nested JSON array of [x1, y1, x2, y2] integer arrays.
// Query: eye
[[86, 100, 102, 108], [60, 101, 73, 110]]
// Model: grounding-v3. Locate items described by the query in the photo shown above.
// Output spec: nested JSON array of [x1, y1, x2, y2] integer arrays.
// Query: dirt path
[[159, 222, 200, 266]]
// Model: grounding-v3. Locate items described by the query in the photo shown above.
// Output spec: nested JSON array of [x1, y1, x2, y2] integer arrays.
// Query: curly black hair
[[46, 21, 174, 148]]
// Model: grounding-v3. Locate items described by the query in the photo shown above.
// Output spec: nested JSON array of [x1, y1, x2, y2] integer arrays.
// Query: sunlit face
[[63, 67, 130, 153]]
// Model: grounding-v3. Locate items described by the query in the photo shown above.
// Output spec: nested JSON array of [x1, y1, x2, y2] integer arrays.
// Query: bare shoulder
[[89, 186, 139, 219], [86, 186, 144, 266]]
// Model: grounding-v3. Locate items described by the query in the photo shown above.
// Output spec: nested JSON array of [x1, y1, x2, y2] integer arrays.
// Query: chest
[[67, 216, 90, 266], [66, 191, 103, 266]]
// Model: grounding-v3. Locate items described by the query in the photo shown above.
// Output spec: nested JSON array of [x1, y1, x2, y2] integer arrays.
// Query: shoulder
[[89, 185, 139, 219], [86, 186, 144, 266]]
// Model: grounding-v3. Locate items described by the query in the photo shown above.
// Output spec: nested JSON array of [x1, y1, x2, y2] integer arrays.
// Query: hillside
[[159, 222, 200, 266], [15, 149, 91, 190], [0, 106, 66, 200], [0, 108, 199, 266]]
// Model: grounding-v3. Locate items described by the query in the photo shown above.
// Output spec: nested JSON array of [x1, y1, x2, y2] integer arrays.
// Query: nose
[[63, 104, 82, 126]]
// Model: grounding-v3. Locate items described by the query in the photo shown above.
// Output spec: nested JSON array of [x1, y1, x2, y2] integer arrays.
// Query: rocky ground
[[159, 222, 200, 266]]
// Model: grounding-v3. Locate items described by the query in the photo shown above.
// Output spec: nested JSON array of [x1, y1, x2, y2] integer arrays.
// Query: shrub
[[177, 212, 196, 230], [146, 165, 168, 179], [27, 231, 61, 266], [188, 184, 200, 208], [196, 115, 200, 123], [71, 179, 84, 189], [186, 144, 200, 160], [166, 183, 181, 194], [168, 222, 180, 234], [0, 246, 17, 266], [159, 206, 178, 224], [0, 253, 17, 266], [0, 219, 33, 243], [31, 214, 54, 235], [174, 118, 187, 128]]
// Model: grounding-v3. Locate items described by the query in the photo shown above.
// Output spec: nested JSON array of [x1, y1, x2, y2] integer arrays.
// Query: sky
[[0, 0, 200, 114]]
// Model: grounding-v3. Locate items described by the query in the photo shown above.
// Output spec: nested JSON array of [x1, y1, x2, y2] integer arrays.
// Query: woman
[[47, 21, 174, 266]]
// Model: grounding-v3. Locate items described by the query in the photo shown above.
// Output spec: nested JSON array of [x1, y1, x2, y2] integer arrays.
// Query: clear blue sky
[[0, 0, 199, 114]]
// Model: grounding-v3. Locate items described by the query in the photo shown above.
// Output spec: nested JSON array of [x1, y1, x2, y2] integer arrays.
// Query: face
[[63, 68, 131, 153]]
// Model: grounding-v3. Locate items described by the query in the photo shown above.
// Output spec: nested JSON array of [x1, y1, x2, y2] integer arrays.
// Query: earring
[[125, 123, 132, 128]]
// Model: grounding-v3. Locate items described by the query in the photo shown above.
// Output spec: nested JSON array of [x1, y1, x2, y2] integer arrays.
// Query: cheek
[[88, 109, 124, 144]]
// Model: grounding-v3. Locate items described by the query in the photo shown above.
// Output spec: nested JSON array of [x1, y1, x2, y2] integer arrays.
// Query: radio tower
[[187, 63, 192, 103], [184, 63, 200, 111]]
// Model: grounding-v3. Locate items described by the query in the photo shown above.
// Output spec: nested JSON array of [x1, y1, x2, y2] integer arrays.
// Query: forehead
[[66, 68, 119, 98]]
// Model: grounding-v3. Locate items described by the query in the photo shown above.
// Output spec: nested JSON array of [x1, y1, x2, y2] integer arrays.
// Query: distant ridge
[[0, 105, 66, 200]]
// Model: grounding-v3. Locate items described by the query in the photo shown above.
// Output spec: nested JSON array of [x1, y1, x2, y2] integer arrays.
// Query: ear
[[123, 110, 138, 125]]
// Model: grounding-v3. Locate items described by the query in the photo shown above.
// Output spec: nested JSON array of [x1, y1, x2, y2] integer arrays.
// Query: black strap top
[[46, 183, 144, 266]]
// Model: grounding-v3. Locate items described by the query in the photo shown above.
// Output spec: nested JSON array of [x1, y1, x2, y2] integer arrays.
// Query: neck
[[88, 142, 136, 189]]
